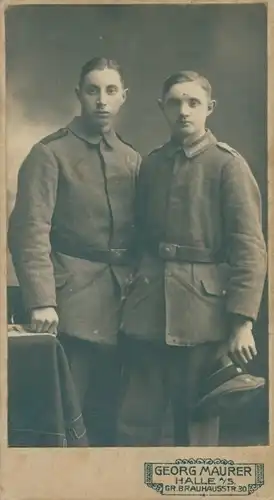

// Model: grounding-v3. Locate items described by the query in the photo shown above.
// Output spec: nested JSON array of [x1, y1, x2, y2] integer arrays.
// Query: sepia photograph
[[4, 1, 269, 456]]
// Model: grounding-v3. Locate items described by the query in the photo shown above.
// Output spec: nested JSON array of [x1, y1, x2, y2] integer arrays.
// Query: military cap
[[194, 354, 265, 417]]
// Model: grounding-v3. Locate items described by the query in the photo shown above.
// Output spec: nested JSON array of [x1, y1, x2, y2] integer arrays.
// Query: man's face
[[160, 81, 215, 140], [76, 68, 127, 129]]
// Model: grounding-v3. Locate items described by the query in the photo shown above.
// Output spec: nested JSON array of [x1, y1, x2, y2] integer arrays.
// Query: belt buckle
[[159, 242, 177, 260]]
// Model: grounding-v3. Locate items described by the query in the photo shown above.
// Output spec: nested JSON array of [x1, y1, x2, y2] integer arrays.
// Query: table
[[8, 331, 88, 447]]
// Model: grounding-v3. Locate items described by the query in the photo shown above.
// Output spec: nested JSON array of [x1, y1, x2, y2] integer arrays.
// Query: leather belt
[[51, 235, 132, 266], [149, 242, 223, 263]]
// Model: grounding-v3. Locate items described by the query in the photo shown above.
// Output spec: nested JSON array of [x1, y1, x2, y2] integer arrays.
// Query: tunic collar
[[164, 129, 217, 159], [67, 116, 119, 149]]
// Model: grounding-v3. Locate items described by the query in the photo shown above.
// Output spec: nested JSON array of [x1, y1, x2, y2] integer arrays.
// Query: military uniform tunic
[[121, 130, 267, 344], [8, 117, 141, 344]]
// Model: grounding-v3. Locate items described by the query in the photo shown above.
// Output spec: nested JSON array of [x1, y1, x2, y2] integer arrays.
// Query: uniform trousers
[[59, 334, 120, 447], [117, 334, 220, 446]]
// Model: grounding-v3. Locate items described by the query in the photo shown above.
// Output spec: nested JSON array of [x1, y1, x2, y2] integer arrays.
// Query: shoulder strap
[[40, 128, 69, 145], [216, 142, 242, 158]]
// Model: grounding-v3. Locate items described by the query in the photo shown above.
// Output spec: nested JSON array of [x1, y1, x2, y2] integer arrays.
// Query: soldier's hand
[[30, 307, 59, 335], [228, 321, 257, 366]]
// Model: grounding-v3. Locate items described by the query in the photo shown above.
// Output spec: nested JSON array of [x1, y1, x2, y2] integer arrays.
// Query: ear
[[122, 88, 129, 103], [157, 98, 164, 112], [207, 99, 216, 116], [75, 86, 80, 101]]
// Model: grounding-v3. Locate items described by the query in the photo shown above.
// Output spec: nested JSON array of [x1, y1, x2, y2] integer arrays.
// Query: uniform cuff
[[229, 313, 254, 328]]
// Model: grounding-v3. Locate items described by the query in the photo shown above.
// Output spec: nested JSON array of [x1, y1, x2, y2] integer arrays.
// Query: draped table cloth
[[8, 330, 88, 447]]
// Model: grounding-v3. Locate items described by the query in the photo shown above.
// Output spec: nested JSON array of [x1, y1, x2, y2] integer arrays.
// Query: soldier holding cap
[[8, 57, 141, 446], [118, 71, 267, 446]]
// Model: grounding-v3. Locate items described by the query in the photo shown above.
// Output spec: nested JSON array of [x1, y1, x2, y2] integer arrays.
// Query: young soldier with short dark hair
[[118, 71, 267, 446], [8, 57, 141, 446]]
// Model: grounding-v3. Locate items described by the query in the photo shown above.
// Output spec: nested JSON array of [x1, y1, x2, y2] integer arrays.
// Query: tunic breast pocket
[[106, 169, 135, 194]]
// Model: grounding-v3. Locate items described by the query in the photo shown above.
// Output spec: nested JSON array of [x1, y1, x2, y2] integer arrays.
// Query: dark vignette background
[[5, 3, 268, 445]]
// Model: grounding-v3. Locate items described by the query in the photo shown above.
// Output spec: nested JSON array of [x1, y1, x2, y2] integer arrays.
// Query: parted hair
[[79, 57, 125, 87], [162, 71, 212, 99]]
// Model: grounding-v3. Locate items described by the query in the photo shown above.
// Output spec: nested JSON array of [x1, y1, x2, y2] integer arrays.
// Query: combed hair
[[79, 57, 124, 87], [162, 71, 212, 99]]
